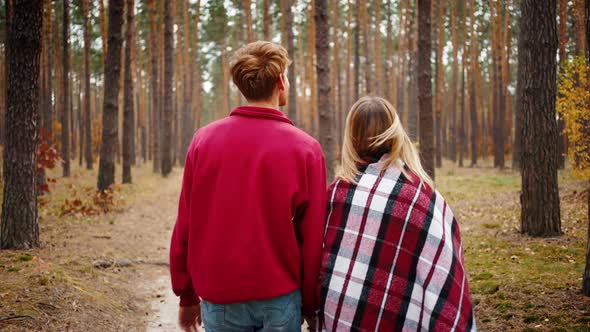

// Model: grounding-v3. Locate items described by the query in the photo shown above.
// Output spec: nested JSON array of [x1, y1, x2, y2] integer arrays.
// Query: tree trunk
[[83, 0, 93, 170], [361, 0, 371, 94], [434, 0, 445, 168], [557, 0, 568, 169], [354, 0, 360, 101], [518, 0, 561, 237], [316, 0, 334, 181], [99, 0, 107, 63], [161, 0, 174, 176], [192, 0, 202, 130], [245, 0, 254, 42], [44, 0, 53, 146], [385, 0, 394, 103], [62, 0, 71, 177], [122, 0, 135, 184], [149, 0, 160, 173], [418, 0, 434, 179], [450, 0, 458, 163], [285, 0, 297, 123], [264, 0, 271, 40], [97, 0, 124, 191], [1, 0, 42, 249], [574, 0, 587, 57], [469, 0, 478, 167], [374, 0, 382, 96], [180, 0, 193, 166], [581, 0, 590, 297]]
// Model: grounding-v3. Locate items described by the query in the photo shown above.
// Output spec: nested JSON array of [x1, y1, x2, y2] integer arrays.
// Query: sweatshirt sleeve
[[169, 143, 199, 307], [297, 148, 328, 316]]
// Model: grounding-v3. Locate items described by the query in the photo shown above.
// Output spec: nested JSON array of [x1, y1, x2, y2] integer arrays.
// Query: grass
[[437, 160, 590, 331]]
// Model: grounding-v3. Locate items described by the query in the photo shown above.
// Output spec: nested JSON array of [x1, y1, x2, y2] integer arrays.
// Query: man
[[170, 41, 327, 332]]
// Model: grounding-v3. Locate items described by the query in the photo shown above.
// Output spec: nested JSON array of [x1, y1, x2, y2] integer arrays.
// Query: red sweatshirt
[[170, 106, 327, 316]]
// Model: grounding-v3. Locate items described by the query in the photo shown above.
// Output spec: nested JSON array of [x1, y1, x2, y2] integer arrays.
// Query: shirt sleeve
[[296, 147, 328, 316], [169, 142, 199, 307]]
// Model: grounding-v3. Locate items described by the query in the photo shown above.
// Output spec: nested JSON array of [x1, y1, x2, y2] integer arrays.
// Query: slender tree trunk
[[581, 0, 590, 298], [45, 0, 53, 146], [285, 0, 297, 123], [315, 0, 334, 181], [361, 0, 371, 94], [62, 0, 71, 177], [450, 0, 458, 163], [99, 0, 107, 63], [518, 0, 561, 237], [97, 0, 124, 191], [192, 0, 202, 130], [434, 0, 445, 168], [574, 0, 587, 56], [83, 0, 93, 170], [374, 0, 383, 96], [469, 0, 478, 167], [1, 0, 42, 249], [122, 0, 135, 184], [161, 0, 174, 176], [385, 0, 394, 103], [245, 0, 254, 42], [557, 0, 568, 169], [418, 0, 434, 179], [149, 0, 160, 173], [354, 0, 360, 101], [264, 0, 271, 40]]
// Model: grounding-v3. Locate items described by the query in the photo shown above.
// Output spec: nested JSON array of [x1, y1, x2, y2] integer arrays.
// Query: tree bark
[[418, 0, 434, 179], [518, 0, 561, 237], [245, 0, 254, 42], [264, 0, 271, 40], [581, 0, 590, 297], [179, 0, 193, 166], [469, 0, 478, 167], [192, 0, 202, 131], [97, 0, 124, 191], [435, 0, 445, 168], [450, 0, 458, 163], [374, 0, 383, 96], [315, 0, 334, 181], [285, 0, 297, 124], [122, 0, 135, 184], [354, 0, 360, 101], [44, 1, 53, 146], [83, 0, 92, 170], [161, 0, 174, 176], [99, 0, 108, 63], [148, 0, 160, 173], [557, 0, 568, 169], [62, 0, 71, 177], [1, 0, 42, 249]]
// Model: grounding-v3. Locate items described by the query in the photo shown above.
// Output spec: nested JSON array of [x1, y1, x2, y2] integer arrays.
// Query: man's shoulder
[[282, 125, 323, 153]]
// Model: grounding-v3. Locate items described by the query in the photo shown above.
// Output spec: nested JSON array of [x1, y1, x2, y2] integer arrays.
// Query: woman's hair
[[338, 96, 434, 189], [230, 41, 292, 101]]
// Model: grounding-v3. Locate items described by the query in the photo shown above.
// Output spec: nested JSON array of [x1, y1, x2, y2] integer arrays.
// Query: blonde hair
[[230, 41, 292, 101], [338, 96, 434, 189]]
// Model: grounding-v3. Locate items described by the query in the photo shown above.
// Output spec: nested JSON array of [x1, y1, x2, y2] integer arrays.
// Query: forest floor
[[0, 160, 589, 332]]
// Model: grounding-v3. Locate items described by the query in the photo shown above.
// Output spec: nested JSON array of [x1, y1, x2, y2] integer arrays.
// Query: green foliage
[[557, 56, 590, 179]]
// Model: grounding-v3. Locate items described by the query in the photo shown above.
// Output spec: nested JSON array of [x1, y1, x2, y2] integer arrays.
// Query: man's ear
[[277, 74, 286, 91]]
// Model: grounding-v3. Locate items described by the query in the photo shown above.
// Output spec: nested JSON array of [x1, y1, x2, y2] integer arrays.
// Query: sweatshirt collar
[[230, 106, 294, 125]]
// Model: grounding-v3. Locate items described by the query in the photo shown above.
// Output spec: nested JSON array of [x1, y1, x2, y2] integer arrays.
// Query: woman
[[320, 97, 476, 332]]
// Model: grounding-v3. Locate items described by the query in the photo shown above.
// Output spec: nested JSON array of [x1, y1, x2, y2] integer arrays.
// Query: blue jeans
[[200, 290, 302, 332]]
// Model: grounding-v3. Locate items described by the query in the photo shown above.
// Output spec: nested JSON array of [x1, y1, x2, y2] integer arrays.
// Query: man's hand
[[179, 305, 201, 332], [303, 314, 317, 332]]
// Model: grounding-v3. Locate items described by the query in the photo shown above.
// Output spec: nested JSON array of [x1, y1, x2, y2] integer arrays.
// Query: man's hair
[[230, 41, 292, 101]]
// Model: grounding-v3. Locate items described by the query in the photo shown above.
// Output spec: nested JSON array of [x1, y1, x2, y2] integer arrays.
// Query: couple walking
[[169, 41, 476, 332]]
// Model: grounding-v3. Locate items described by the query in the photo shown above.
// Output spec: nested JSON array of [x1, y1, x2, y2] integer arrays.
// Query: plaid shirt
[[320, 158, 476, 331]]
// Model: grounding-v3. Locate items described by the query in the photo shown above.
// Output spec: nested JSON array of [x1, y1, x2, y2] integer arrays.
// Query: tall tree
[[149, 0, 160, 173], [122, 0, 135, 184], [180, 0, 193, 165], [583, 0, 590, 297], [469, 0, 478, 167], [316, 0, 334, 180], [83, 0, 92, 170], [1, 0, 42, 249], [374, 0, 383, 96], [434, 0, 445, 168], [263, 0, 271, 40], [192, 0, 202, 130], [285, 0, 296, 123], [245, 0, 254, 42], [44, 1, 53, 146], [418, 0, 434, 179], [449, 0, 459, 163], [97, 0, 125, 191], [161, 0, 174, 176], [99, 0, 108, 63], [62, 0, 71, 177], [518, 0, 561, 236], [354, 0, 360, 101]]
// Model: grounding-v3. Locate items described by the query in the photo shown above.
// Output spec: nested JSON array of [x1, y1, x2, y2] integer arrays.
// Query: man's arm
[[170, 144, 199, 307], [297, 148, 328, 317]]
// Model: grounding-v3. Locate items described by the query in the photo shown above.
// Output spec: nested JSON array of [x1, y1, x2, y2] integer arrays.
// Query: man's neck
[[247, 99, 280, 110]]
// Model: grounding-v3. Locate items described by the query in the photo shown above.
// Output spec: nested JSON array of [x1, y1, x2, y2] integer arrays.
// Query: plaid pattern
[[320, 158, 476, 332]]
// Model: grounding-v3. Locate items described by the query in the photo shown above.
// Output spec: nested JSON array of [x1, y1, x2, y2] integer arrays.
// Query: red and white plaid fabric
[[319, 157, 476, 331]]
